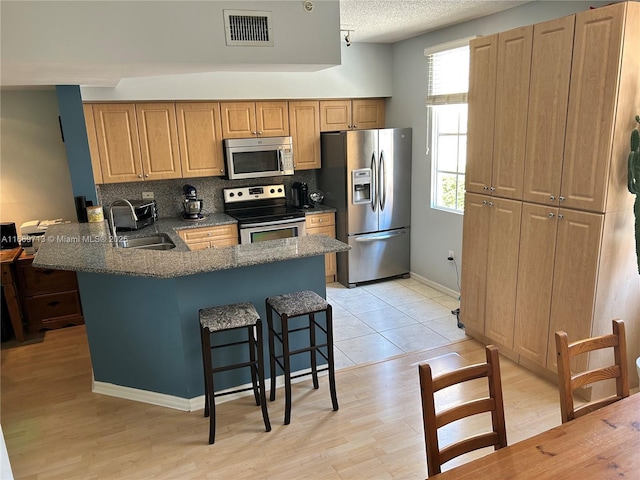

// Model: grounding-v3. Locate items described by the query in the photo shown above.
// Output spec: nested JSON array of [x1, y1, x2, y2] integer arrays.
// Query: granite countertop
[[32, 218, 349, 279]]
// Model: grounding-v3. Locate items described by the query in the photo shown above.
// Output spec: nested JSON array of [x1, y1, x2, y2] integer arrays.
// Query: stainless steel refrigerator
[[319, 128, 411, 287]]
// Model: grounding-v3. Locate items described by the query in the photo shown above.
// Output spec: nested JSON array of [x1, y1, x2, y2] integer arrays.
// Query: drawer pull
[[42, 269, 56, 276], [47, 301, 61, 307]]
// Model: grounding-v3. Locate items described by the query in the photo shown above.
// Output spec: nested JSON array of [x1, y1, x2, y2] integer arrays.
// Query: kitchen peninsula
[[33, 220, 349, 410]]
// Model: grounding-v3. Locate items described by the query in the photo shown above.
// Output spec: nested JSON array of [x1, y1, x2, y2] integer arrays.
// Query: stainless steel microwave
[[224, 136, 294, 180]]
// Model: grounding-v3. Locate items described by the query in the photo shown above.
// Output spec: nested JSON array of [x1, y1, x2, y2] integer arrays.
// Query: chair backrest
[[419, 345, 507, 477], [555, 318, 629, 424]]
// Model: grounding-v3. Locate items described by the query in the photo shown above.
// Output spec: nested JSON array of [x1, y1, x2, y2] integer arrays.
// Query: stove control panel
[[224, 184, 286, 204]]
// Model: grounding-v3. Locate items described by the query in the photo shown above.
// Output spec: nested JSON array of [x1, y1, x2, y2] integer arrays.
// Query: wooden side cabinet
[[16, 253, 84, 334], [177, 224, 239, 250], [289, 101, 321, 170], [305, 212, 337, 282]]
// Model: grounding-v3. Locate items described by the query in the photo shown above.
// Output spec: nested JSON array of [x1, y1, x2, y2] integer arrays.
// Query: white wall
[[81, 42, 393, 101], [1, 1, 341, 87], [0, 89, 77, 233], [387, 0, 610, 292]]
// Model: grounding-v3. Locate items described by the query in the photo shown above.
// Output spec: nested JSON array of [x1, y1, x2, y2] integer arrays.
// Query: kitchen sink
[[116, 233, 176, 250]]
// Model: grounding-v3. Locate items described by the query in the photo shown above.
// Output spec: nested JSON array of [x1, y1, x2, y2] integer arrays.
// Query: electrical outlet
[[142, 192, 154, 199], [448, 250, 455, 261]]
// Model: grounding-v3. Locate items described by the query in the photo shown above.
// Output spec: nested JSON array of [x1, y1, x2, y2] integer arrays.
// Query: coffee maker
[[292, 182, 312, 209], [182, 184, 204, 220]]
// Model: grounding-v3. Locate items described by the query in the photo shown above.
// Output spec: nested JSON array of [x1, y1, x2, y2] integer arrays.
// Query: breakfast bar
[[33, 221, 349, 410]]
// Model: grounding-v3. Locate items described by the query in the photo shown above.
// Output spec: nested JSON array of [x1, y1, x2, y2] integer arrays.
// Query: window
[[425, 41, 471, 213]]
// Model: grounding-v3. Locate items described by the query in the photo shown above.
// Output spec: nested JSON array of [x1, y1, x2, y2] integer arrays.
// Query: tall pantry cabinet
[[460, 2, 640, 392]]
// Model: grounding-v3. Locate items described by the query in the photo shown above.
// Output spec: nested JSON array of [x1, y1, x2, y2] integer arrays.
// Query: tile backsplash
[[97, 171, 318, 219]]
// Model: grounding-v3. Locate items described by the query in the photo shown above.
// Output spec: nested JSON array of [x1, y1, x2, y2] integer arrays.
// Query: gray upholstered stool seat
[[200, 302, 260, 332], [199, 301, 270, 444], [266, 291, 329, 317], [266, 290, 338, 425]]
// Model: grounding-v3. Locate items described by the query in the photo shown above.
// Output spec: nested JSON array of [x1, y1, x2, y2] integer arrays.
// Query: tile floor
[[327, 277, 468, 369]]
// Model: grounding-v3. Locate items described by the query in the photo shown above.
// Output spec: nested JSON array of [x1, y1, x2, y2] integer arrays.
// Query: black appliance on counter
[[223, 184, 306, 244], [291, 182, 313, 209], [0, 223, 19, 249]]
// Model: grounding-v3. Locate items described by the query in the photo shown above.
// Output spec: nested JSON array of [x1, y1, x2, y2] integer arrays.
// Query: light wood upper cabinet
[[491, 26, 533, 200], [92, 103, 144, 183], [319, 99, 385, 132], [135, 103, 182, 181], [220, 101, 289, 138], [175, 102, 225, 177], [288, 101, 321, 170], [561, 3, 630, 213], [82, 104, 103, 185], [522, 16, 575, 206], [466, 34, 498, 195]]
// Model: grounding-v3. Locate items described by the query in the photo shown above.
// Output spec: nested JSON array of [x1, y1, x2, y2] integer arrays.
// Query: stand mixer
[[182, 184, 205, 220]]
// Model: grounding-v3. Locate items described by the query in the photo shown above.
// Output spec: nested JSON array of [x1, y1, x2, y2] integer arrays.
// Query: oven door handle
[[240, 217, 304, 228]]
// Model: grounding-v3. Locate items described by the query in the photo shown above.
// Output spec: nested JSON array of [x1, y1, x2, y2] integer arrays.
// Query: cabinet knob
[[138, 174, 143, 178], [548, 212, 555, 218], [550, 195, 556, 201], [558, 214, 564, 219], [353, 124, 358, 129], [252, 131, 257, 135], [559, 196, 565, 201], [220, 169, 224, 173], [483, 185, 489, 190], [348, 125, 352, 129], [257, 131, 263, 135], [490, 186, 495, 192], [488, 202, 494, 207], [144, 174, 149, 178]]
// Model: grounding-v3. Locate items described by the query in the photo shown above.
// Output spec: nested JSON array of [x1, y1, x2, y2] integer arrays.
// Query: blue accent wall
[[77, 255, 327, 399], [55, 85, 98, 204]]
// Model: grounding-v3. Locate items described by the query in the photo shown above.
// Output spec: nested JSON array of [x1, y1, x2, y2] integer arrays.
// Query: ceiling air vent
[[224, 10, 273, 47]]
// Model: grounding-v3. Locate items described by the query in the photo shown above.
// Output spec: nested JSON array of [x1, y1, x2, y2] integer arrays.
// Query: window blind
[[425, 45, 470, 106]]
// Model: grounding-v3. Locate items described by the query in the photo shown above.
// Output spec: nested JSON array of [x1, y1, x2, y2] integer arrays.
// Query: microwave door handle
[[371, 152, 377, 212], [379, 150, 386, 211], [278, 149, 283, 172]]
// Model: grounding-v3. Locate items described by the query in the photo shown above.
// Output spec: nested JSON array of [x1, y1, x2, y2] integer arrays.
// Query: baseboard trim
[[92, 367, 323, 411], [409, 271, 459, 299]]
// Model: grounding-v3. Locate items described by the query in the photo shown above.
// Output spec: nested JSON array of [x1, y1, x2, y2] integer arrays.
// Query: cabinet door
[[289, 101, 321, 170], [93, 103, 143, 183], [459, 193, 491, 332], [466, 35, 498, 195], [546, 209, 604, 371], [320, 100, 351, 131], [82, 104, 103, 184], [255, 101, 289, 137], [561, 5, 625, 212], [484, 197, 522, 349], [513, 203, 559, 366], [136, 103, 182, 181], [220, 102, 257, 138], [522, 16, 574, 206], [492, 26, 533, 200], [352, 99, 385, 130], [305, 213, 337, 280], [176, 102, 225, 177]]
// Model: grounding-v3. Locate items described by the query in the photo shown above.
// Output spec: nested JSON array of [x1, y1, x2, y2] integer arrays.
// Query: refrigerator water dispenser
[[352, 168, 372, 204]]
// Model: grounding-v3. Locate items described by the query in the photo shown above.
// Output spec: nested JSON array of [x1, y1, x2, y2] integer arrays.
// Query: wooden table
[[0, 247, 25, 341], [433, 393, 640, 479]]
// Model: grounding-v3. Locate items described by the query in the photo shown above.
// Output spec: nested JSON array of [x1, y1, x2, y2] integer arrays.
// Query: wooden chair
[[419, 345, 507, 477], [555, 319, 629, 424]]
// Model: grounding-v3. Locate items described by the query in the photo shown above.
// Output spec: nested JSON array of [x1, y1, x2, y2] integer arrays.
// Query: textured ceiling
[[340, 0, 529, 43]]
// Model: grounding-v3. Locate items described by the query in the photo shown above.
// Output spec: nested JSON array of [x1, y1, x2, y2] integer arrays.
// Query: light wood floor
[[1, 326, 562, 479]]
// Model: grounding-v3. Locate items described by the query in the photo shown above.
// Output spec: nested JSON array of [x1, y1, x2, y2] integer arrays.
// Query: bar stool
[[199, 302, 271, 444], [265, 290, 339, 425]]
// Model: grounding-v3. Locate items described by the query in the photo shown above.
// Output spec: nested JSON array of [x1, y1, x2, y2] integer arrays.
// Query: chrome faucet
[[108, 199, 137, 247]]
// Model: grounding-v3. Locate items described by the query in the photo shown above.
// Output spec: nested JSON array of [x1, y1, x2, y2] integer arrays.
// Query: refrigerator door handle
[[371, 152, 377, 212], [379, 150, 386, 211], [354, 230, 407, 242]]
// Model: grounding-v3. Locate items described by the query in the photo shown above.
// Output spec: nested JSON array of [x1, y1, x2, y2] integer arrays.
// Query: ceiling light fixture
[[342, 30, 353, 47]]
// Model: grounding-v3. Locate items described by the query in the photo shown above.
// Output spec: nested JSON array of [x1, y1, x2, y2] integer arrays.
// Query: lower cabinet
[[305, 212, 337, 282], [178, 224, 238, 250], [16, 253, 84, 333]]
